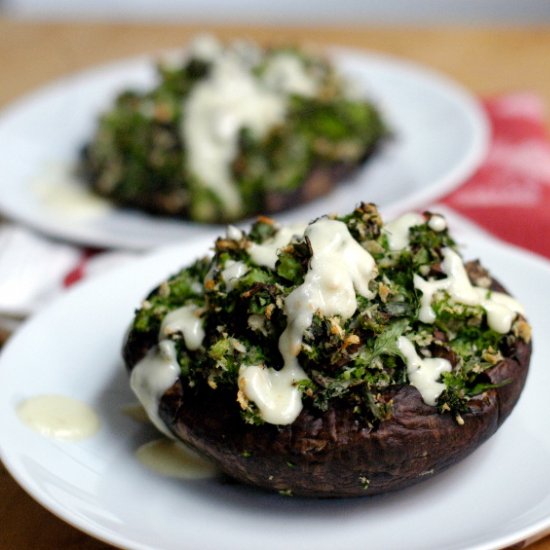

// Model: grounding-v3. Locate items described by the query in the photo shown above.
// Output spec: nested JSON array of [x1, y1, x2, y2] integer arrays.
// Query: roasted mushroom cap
[[124, 270, 531, 498], [124, 204, 532, 497], [80, 39, 387, 224]]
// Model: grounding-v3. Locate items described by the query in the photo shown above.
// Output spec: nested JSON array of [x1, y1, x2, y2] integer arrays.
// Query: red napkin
[[442, 93, 550, 260]]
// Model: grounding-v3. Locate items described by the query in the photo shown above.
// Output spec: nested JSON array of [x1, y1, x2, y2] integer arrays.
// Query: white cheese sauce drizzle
[[261, 52, 319, 97], [414, 247, 524, 333], [132, 304, 206, 436], [226, 224, 244, 241], [181, 38, 319, 218], [159, 304, 205, 350], [239, 218, 377, 425], [17, 394, 100, 441], [248, 223, 307, 270], [221, 259, 248, 290], [383, 212, 425, 250], [130, 340, 180, 438], [136, 438, 219, 480], [428, 214, 447, 232], [397, 336, 452, 406], [183, 53, 284, 217]]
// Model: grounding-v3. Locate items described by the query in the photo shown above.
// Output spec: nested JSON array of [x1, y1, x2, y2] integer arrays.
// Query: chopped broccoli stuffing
[[126, 203, 530, 425]]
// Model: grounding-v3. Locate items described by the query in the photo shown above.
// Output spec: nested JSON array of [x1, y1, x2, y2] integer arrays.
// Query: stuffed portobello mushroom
[[124, 203, 531, 497], [80, 36, 387, 223]]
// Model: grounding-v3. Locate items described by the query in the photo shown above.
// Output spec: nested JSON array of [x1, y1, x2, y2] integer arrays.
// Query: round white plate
[[0, 47, 488, 250], [0, 215, 549, 550]]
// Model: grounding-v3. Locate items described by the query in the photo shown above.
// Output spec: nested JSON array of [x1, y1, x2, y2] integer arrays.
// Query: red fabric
[[62, 249, 97, 287], [442, 93, 550, 259]]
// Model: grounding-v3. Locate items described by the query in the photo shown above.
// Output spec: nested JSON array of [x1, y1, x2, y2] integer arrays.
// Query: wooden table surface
[[1, 18, 549, 550]]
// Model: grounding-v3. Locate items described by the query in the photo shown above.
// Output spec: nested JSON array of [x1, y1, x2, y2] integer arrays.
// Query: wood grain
[[1, 18, 549, 549], [1, 21, 550, 120]]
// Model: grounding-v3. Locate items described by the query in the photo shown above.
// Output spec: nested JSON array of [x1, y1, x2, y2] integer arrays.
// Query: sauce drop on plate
[[32, 163, 111, 219], [136, 438, 219, 479], [17, 394, 100, 441], [120, 402, 151, 424]]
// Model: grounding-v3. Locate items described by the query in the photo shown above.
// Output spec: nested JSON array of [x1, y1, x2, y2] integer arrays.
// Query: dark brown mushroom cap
[[154, 335, 529, 497]]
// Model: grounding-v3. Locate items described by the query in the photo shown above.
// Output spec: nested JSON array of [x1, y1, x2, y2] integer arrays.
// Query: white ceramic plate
[[0, 47, 488, 250], [0, 213, 549, 550]]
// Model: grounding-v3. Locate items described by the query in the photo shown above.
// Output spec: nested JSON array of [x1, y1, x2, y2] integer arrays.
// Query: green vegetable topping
[[126, 203, 531, 426]]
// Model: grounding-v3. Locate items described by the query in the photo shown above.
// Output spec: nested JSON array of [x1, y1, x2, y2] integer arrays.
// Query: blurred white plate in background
[[0, 47, 488, 249]]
